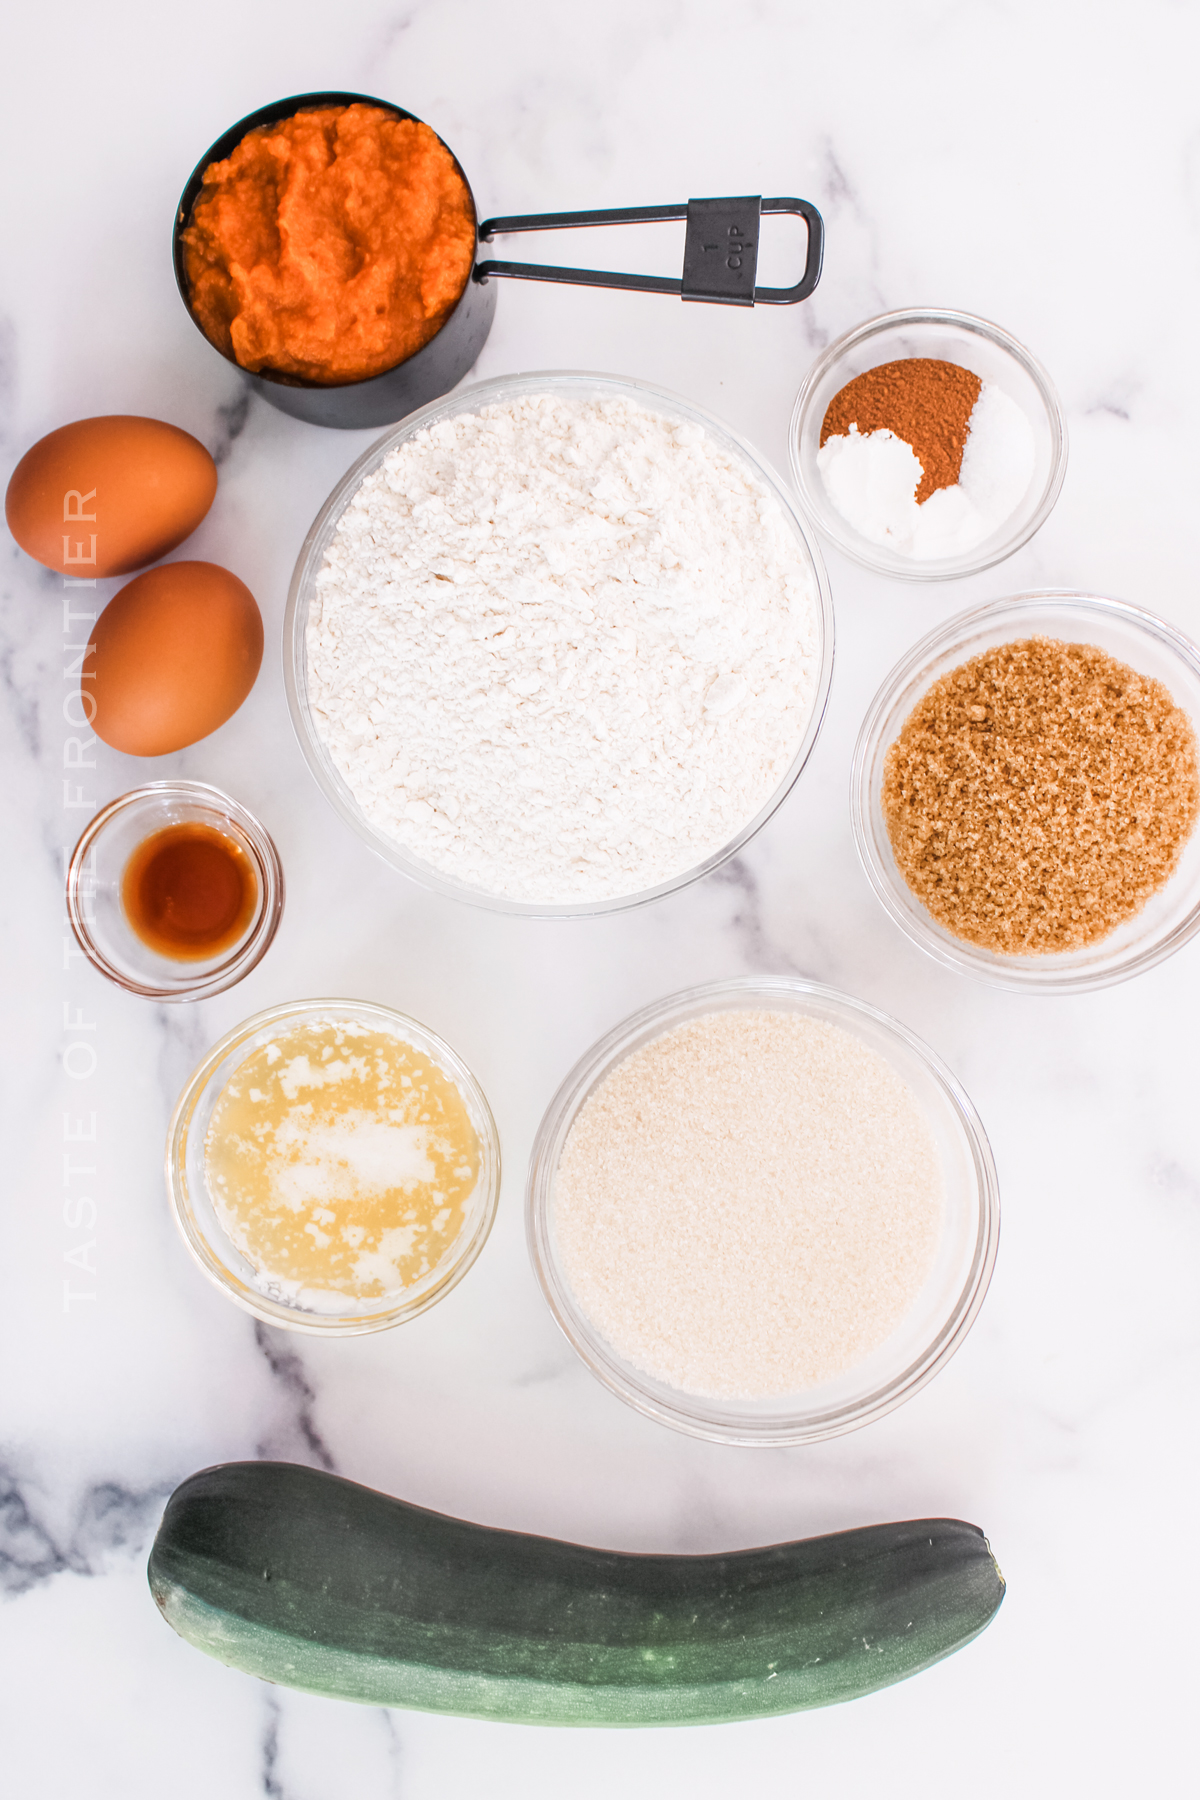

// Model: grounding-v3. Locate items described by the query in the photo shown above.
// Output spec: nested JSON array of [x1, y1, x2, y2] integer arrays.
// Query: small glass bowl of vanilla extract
[[66, 782, 284, 1001]]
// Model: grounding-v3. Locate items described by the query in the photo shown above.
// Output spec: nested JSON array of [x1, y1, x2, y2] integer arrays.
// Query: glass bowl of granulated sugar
[[789, 308, 1067, 580], [284, 371, 834, 916], [527, 977, 999, 1446]]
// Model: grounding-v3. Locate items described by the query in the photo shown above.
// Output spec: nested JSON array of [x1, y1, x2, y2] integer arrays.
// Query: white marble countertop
[[3, 1, 1198, 1793]]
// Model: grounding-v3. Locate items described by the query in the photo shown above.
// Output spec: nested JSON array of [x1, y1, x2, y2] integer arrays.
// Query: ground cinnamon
[[821, 359, 982, 503]]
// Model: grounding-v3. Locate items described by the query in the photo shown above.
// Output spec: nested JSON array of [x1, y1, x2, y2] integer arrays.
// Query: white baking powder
[[307, 392, 821, 902], [817, 381, 1036, 559]]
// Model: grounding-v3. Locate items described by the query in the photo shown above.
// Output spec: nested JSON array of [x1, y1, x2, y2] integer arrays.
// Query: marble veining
[[252, 1323, 338, 1473], [212, 390, 254, 468], [708, 855, 804, 975], [3, 0, 1199, 1794], [1, 1464, 170, 1596]]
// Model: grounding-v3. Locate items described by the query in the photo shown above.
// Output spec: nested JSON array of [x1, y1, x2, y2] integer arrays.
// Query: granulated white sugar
[[554, 1011, 943, 1400], [307, 392, 820, 903]]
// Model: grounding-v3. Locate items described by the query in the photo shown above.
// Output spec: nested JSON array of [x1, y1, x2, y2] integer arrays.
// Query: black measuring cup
[[173, 91, 824, 430]]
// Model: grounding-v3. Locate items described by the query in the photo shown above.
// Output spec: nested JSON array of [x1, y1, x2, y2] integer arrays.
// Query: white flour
[[307, 392, 821, 902]]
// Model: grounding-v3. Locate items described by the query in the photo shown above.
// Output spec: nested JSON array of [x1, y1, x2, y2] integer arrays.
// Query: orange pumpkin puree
[[181, 105, 476, 385]]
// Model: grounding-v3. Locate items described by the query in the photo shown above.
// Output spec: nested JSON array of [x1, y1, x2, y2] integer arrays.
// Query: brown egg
[[89, 561, 263, 755], [5, 415, 217, 578]]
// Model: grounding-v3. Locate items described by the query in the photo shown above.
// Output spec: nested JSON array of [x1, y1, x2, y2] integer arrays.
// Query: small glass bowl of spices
[[527, 977, 998, 1446], [853, 593, 1200, 991], [167, 999, 501, 1333], [65, 781, 284, 1000], [789, 308, 1067, 580]]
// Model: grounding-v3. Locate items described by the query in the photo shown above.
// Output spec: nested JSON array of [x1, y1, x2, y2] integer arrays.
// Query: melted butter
[[205, 1019, 480, 1298]]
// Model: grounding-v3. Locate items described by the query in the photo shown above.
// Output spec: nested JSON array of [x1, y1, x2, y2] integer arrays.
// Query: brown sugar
[[181, 104, 476, 386], [882, 638, 1200, 954], [820, 359, 982, 503]]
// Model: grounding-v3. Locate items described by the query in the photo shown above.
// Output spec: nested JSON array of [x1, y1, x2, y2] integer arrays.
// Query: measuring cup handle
[[754, 198, 824, 304], [474, 196, 823, 307]]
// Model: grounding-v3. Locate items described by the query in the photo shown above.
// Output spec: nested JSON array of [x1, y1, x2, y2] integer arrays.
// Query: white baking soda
[[307, 393, 821, 903], [817, 381, 1036, 559]]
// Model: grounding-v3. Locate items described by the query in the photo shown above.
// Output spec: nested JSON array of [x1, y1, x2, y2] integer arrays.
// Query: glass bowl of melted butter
[[167, 999, 501, 1332]]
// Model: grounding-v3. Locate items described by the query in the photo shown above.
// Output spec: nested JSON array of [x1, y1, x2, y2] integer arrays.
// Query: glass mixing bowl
[[789, 307, 1067, 580], [166, 998, 501, 1333], [526, 977, 999, 1446], [284, 370, 834, 917], [852, 592, 1200, 992]]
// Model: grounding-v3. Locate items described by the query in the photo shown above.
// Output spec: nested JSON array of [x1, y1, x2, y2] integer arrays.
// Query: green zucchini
[[148, 1461, 1004, 1726]]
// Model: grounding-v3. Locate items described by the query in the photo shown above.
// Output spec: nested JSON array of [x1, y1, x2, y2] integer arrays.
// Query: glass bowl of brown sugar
[[789, 308, 1067, 580], [852, 593, 1200, 992]]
